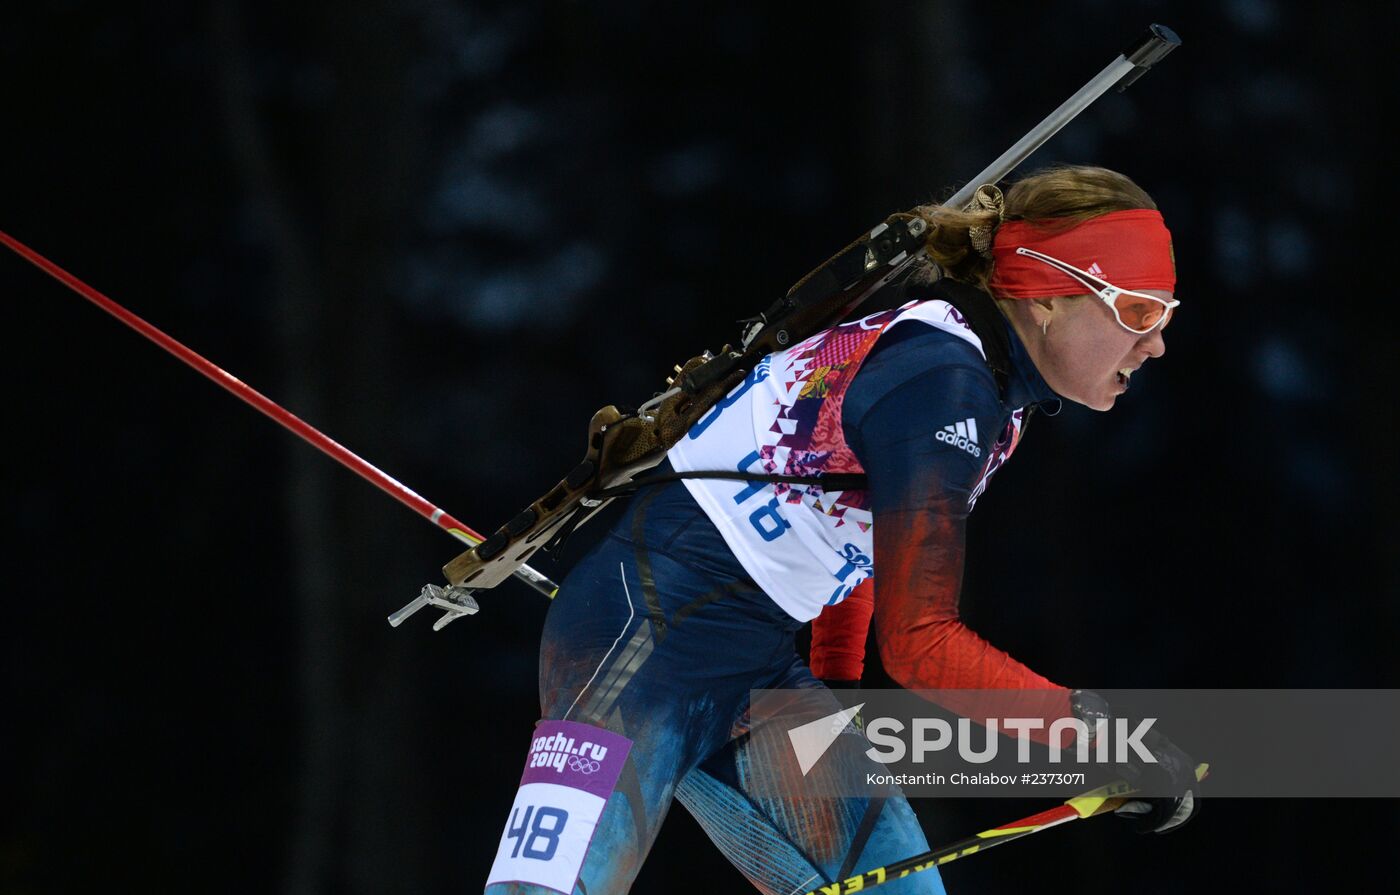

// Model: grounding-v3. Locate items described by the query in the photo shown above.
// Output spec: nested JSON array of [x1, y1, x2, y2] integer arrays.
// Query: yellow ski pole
[[799, 764, 1208, 895]]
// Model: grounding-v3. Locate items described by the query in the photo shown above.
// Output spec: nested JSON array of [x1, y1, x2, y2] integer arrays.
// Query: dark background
[[5, 2, 1397, 893]]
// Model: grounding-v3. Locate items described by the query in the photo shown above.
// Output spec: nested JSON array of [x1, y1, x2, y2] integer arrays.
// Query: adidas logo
[[935, 419, 981, 457], [1086, 261, 1105, 278]]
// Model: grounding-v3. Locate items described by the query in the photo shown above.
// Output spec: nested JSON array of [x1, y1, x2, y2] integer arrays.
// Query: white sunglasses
[[1014, 246, 1180, 335]]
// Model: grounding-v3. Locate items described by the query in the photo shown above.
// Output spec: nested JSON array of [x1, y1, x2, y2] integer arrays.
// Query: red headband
[[989, 208, 1175, 298]]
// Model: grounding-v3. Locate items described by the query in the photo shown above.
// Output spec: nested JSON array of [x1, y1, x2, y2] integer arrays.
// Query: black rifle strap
[[905, 276, 1013, 400], [546, 469, 870, 555], [592, 469, 870, 500]]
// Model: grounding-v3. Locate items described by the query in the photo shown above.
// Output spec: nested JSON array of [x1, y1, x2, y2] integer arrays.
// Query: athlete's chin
[[1055, 375, 1120, 411], [1089, 376, 1128, 411], [1070, 392, 1117, 412]]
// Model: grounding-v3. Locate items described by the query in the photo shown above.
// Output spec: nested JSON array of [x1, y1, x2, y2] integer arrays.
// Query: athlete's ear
[[1031, 297, 1056, 330]]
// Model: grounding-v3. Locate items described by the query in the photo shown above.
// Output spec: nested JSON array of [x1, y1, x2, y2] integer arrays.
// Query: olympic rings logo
[[568, 756, 601, 774]]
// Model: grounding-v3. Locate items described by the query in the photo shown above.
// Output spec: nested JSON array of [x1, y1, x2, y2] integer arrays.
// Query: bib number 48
[[505, 805, 570, 861], [487, 720, 631, 891]]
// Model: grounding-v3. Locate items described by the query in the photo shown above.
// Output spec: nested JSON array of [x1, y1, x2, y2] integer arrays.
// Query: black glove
[[1114, 726, 1199, 833], [1071, 689, 1200, 834]]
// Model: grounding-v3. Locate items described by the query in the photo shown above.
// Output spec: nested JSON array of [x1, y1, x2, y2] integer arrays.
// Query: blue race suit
[[485, 308, 1060, 895]]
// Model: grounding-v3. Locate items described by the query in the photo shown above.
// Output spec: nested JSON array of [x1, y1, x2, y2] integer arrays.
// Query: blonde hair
[[914, 165, 1158, 294]]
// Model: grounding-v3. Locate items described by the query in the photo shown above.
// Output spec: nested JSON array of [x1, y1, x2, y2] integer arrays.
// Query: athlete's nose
[[1140, 326, 1166, 359]]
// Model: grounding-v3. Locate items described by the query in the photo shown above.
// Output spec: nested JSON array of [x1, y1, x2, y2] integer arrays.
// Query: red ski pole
[[1, 229, 561, 610]]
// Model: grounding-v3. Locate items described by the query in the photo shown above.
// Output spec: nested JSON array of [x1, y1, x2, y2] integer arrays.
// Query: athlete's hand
[[1071, 689, 1200, 834], [1113, 727, 1199, 833]]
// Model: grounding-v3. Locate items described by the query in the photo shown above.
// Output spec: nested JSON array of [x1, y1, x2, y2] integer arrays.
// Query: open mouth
[[1116, 368, 1133, 388]]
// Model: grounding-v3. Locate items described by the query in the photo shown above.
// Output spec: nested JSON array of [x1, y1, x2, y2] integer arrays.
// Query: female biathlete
[[485, 165, 1199, 895]]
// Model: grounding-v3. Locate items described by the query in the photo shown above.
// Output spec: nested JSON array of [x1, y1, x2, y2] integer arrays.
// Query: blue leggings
[[485, 481, 943, 895]]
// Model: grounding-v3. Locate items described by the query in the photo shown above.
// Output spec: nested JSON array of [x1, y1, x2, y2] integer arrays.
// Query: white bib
[[668, 300, 994, 622]]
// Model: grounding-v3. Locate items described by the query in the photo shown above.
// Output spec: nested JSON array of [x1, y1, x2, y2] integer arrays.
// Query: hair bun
[[965, 184, 1005, 260]]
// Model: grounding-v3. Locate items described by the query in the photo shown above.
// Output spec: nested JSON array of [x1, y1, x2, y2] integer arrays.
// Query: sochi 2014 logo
[[528, 731, 610, 775]]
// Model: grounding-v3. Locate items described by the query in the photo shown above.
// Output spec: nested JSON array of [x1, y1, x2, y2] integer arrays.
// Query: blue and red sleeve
[[813, 324, 1069, 708]]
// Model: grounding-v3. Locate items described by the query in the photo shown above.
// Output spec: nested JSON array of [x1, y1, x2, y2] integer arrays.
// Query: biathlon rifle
[[393, 23, 1181, 630], [1, 26, 1178, 633]]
